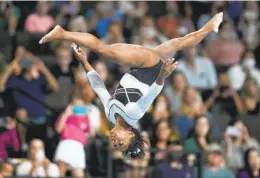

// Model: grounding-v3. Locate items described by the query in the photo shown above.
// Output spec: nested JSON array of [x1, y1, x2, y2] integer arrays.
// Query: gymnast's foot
[[39, 25, 64, 44], [204, 12, 223, 33]]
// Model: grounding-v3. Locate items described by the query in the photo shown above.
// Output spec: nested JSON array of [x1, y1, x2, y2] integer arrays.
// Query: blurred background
[[0, 1, 260, 178]]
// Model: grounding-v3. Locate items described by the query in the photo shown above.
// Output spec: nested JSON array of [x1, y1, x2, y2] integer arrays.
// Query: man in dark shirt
[[0, 48, 59, 124]]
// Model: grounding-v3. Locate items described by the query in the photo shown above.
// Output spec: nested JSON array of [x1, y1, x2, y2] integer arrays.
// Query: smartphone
[[226, 126, 241, 137]]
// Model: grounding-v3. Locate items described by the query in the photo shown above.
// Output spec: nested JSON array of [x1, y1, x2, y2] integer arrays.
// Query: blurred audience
[[16, 139, 60, 177]]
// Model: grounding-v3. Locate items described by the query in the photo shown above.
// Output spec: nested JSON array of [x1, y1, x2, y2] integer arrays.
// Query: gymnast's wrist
[[155, 75, 165, 86]]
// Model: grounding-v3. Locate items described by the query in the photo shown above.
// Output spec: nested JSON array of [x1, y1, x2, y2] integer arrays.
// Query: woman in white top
[[40, 12, 223, 158]]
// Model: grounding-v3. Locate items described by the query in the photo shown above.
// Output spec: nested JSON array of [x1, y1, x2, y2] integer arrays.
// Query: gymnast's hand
[[72, 43, 87, 64], [156, 59, 177, 85]]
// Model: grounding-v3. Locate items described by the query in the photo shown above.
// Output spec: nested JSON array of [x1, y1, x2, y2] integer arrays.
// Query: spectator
[[54, 94, 94, 177], [240, 77, 260, 116], [0, 117, 19, 160], [163, 71, 188, 114], [227, 50, 260, 91], [237, 148, 260, 178], [202, 143, 235, 178], [184, 115, 211, 154], [16, 139, 60, 177], [102, 22, 125, 44], [0, 1, 20, 35], [0, 48, 59, 138], [177, 47, 218, 90], [15, 108, 29, 157], [157, 1, 179, 39], [238, 1, 259, 50], [135, 16, 167, 48], [25, 1, 55, 34], [153, 141, 195, 178], [179, 2, 195, 35], [0, 161, 14, 178], [151, 120, 179, 165], [68, 15, 87, 33], [204, 73, 243, 117], [222, 120, 260, 172], [206, 21, 244, 70], [48, 45, 74, 111], [152, 94, 171, 123], [180, 87, 206, 118]]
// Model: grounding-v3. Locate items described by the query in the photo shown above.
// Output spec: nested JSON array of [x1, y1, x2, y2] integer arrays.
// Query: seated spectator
[[151, 120, 179, 165], [221, 120, 260, 172], [102, 22, 125, 44], [228, 50, 260, 91], [238, 1, 259, 49], [177, 47, 218, 90], [184, 115, 211, 154], [0, 47, 59, 136], [206, 21, 244, 69], [0, 1, 20, 35], [204, 73, 243, 118], [153, 141, 195, 178], [237, 148, 260, 178], [179, 2, 195, 35], [68, 15, 87, 33], [202, 143, 235, 178], [25, 1, 55, 34], [0, 117, 19, 161], [48, 45, 75, 111], [0, 161, 14, 178], [180, 87, 206, 118], [54, 94, 94, 177], [240, 77, 260, 116], [163, 71, 188, 114], [16, 139, 60, 177], [134, 16, 167, 48], [152, 94, 171, 123]]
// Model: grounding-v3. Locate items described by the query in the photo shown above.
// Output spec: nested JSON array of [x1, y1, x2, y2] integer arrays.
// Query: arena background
[[0, 1, 260, 178]]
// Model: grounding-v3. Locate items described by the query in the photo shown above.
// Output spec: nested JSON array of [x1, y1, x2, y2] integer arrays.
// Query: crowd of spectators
[[0, 1, 260, 178]]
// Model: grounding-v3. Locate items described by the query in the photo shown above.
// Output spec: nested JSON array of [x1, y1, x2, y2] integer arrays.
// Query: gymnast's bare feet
[[39, 25, 64, 44], [204, 12, 223, 33]]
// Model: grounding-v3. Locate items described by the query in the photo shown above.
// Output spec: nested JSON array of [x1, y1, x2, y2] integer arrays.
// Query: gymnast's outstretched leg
[[39, 12, 223, 67]]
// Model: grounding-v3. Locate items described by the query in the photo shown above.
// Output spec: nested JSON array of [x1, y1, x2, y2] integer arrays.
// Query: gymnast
[[39, 12, 223, 158]]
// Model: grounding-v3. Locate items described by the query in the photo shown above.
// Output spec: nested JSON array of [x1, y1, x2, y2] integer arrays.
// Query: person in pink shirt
[[0, 117, 20, 161], [54, 94, 93, 178], [25, 1, 55, 34]]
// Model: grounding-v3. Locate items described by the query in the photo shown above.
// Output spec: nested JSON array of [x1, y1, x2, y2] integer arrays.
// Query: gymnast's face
[[110, 129, 134, 151]]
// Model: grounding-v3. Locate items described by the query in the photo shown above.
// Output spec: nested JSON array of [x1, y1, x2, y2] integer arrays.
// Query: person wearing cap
[[202, 143, 235, 178], [0, 47, 59, 139]]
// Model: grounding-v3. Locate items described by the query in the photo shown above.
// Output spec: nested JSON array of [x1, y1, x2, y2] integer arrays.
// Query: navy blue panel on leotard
[[127, 61, 163, 86]]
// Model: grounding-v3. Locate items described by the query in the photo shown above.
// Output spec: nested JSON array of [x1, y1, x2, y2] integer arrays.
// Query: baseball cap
[[207, 143, 223, 154]]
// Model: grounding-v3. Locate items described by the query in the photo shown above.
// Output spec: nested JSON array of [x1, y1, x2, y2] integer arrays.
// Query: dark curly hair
[[122, 126, 146, 159]]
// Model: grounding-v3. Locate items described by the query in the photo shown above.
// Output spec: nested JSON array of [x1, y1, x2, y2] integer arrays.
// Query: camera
[[0, 117, 8, 128]]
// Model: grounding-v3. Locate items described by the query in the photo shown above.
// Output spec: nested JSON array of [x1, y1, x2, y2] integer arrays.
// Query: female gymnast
[[40, 12, 223, 158]]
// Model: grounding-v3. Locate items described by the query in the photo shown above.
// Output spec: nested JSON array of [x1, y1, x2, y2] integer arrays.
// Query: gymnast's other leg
[[39, 26, 159, 68], [155, 12, 223, 60]]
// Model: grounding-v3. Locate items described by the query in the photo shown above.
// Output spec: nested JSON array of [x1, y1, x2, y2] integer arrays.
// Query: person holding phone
[[54, 93, 94, 178]]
